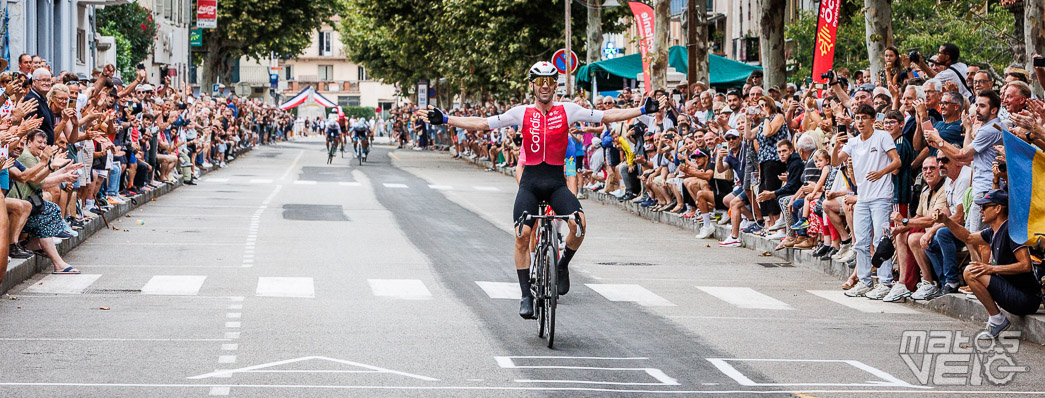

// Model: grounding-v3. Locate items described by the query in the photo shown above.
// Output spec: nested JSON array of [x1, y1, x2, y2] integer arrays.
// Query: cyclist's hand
[[417, 106, 447, 125], [640, 96, 660, 115]]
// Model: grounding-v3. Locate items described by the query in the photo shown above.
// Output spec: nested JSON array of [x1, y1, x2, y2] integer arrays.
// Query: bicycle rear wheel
[[543, 238, 558, 349]]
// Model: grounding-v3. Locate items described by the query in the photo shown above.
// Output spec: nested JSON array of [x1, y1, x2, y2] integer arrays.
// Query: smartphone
[[875, 113, 885, 122], [921, 120, 934, 131], [136, 63, 145, 70], [1035, 57, 1045, 67], [67, 98, 76, 109], [837, 124, 848, 133], [805, 77, 813, 85], [815, 83, 826, 90]]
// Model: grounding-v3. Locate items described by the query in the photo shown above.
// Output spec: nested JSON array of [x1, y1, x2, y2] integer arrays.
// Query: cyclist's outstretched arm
[[415, 106, 492, 131], [602, 96, 669, 124]]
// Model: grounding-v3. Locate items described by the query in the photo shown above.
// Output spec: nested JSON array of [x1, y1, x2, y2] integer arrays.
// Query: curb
[[454, 153, 1045, 346], [0, 146, 252, 296]]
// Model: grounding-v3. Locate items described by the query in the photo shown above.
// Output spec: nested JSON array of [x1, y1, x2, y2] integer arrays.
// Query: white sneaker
[[845, 281, 872, 297], [831, 243, 852, 261], [696, 225, 715, 239], [718, 236, 742, 247], [838, 248, 857, 263], [766, 230, 787, 240], [739, 219, 753, 230], [865, 283, 892, 300], [910, 280, 940, 300], [766, 218, 787, 232], [883, 283, 912, 302], [716, 213, 731, 225]]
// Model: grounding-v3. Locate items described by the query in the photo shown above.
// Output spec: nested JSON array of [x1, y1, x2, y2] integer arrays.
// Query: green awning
[[576, 45, 761, 91]]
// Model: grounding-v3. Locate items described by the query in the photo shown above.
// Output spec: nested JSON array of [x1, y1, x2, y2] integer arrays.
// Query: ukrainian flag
[[1003, 131, 1045, 245]]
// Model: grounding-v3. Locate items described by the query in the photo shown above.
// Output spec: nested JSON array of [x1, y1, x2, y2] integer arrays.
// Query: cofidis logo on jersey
[[529, 110, 542, 153]]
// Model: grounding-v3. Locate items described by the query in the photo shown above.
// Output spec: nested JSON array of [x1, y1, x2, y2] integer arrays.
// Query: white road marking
[[293, 180, 316, 185], [227, 313, 241, 319], [495, 356, 679, 386], [141, 276, 207, 296], [222, 344, 239, 351], [474, 186, 499, 191], [428, 185, 453, 190], [218, 355, 237, 364], [705, 358, 924, 388], [249, 179, 273, 184], [23, 274, 102, 294], [339, 182, 361, 187], [695, 286, 793, 310], [228, 304, 243, 310], [584, 284, 675, 306], [208, 386, 230, 395], [382, 183, 408, 189], [256, 277, 315, 298], [367, 279, 431, 300], [224, 332, 240, 339], [475, 281, 521, 299], [204, 178, 230, 183], [225, 322, 241, 328], [229, 296, 244, 302], [188, 356, 438, 381], [806, 290, 920, 314]]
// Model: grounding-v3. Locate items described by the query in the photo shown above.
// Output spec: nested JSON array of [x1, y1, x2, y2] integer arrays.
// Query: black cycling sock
[[558, 247, 577, 270], [517, 268, 532, 298], [840, 238, 852, 244]]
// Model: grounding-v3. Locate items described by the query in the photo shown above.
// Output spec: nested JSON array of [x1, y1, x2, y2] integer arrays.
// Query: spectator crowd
[[442, 43, 1044, 339], [0, 54, 292, 288]]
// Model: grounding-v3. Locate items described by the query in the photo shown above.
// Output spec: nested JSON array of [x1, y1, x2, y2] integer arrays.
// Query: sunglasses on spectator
[[938, 157, 950, 164], [940, 101, 960, 106], [725, 136, 738, 141]]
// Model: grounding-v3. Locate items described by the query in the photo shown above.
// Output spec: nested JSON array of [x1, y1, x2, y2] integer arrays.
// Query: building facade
[[3, 0, 107, 76], [279, 17, 397, 114], [136, 0, 191, 88]]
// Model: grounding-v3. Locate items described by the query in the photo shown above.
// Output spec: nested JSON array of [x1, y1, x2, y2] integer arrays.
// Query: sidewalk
[[455, 153, 1045, 345], [0, 146, 252, 296]]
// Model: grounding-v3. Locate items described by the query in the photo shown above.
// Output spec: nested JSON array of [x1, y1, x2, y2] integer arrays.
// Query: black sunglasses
[[725, 136, 738, 141], [938, 157, 950, 164]]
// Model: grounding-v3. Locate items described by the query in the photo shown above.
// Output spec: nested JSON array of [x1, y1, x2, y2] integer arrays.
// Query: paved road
[[1, 137, 1042, 397]]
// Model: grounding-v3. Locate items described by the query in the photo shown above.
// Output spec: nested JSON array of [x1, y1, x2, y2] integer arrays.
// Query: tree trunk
[[650, 0, 670, 92], [586, 3, 602, 65], [864, 0, 893, 83], [1025, 0, 1045, 96], [688, 0, 710, 86], [1009, 4, 1027, 65], [201, 35, 236, 95], [759, 0, 785, 89]]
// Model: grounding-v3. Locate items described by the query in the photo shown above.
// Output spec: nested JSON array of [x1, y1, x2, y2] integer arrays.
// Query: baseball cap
[[974, 189, 1008, 207], [724, 129, 740, 138], [690, 149, 707, 158], [857, 83, 875, 93]]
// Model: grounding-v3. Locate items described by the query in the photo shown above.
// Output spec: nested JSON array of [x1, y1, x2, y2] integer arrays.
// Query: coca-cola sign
[[198, 0, 217, 28]]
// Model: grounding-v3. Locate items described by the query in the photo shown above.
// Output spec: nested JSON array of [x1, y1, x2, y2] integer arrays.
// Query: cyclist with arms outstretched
[[416, 62, 666, 318]]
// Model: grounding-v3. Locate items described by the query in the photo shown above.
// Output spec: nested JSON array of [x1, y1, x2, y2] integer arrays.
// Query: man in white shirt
[[914, 43, 973, 101], [832, 104, 902, 299], [923, 152, 971, 295]]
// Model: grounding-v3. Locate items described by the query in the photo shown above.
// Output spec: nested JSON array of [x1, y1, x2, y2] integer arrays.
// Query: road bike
[[355, 137, 369, 165], [516, 203, 583, 348], [327, 139, 339, 164]]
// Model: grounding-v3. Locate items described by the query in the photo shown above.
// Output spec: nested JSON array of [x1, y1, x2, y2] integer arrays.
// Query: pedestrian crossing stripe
[[12, 275, 933, 316]]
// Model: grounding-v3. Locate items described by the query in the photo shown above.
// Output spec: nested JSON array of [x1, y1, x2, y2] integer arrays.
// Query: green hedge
[[340, 106, 375, 120]]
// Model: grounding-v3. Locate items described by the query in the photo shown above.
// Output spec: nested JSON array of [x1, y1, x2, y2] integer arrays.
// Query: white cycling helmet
[[528, 61, 558, 81]]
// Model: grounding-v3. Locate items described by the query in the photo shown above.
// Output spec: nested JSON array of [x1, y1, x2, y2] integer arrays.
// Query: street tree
[[649, 0, 670, 91], [760, 0, 786, 89], [864, 0, 894, 82], [197, 0, 341, 91]]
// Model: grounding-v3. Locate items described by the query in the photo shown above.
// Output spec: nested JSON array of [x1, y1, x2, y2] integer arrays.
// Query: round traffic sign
[[552, 49, 579, 74]]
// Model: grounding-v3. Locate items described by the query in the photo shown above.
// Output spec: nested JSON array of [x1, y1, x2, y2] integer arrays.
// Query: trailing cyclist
[[416, 61, 666, 319], [352, 121, 371, 158], [325, 120, 341, 161]]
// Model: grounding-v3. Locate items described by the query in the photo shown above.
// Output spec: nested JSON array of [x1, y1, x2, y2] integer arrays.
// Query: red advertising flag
[[810, 0, 841, 86], [628, 1, 655, 93], [198, 0, 217, 29]]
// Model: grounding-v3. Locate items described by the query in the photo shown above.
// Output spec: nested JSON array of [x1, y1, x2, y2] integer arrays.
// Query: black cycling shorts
[[514, 163, 583, 228]]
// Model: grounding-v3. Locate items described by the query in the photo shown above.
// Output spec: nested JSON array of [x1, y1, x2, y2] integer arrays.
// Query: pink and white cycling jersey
[[487, 102, 603, 166]]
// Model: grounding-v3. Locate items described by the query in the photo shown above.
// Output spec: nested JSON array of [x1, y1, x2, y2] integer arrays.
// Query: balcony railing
[[286, 80, 361, 94]]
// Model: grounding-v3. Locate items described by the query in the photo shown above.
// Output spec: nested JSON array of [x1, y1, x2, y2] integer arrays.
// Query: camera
[[909, 51, 921, 64], [1035, 56, 1045, 68], [820, 70, 835, 81]]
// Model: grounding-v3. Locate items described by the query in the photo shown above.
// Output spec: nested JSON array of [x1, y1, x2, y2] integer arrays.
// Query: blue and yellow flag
[[1002, 131, 1045, 245]]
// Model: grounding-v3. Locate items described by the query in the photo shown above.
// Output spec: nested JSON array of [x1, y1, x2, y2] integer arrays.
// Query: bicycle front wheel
[[543, 241, 558, 348]]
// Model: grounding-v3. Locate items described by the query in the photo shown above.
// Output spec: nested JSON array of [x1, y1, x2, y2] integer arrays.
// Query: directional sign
[[552, 49, 579, 74]]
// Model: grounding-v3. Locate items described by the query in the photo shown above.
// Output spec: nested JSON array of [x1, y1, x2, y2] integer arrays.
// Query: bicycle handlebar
[[514, 211, 585, 238]]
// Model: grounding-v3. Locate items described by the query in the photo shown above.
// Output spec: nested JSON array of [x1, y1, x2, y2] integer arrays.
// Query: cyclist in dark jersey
[[417, 61, 665, 319]]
